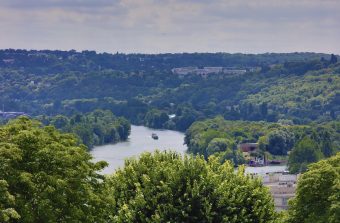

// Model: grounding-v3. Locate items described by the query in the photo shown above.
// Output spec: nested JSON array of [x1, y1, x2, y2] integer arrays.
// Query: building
[[0, 111, 28, 119], [223, 67, 247, 75], [239, 143, 258, 152], [171, 67, 197, 76], [171, 66, 254, 77], [260, 173, 298, 211]]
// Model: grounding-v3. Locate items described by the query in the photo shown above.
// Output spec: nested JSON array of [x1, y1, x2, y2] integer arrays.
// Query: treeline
[[38, 110, 131, 148], [0, 118, 339, 222], [185, 117, 339, 172], [0, 50, 339, 131], [0, 49, 331, 74]]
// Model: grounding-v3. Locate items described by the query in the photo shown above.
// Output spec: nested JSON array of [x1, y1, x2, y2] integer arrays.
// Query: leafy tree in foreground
[[286, 152, 340, 223], [0, 117, 109, 222], [0, 180, 19, 222], [106, 151, 277, 223]]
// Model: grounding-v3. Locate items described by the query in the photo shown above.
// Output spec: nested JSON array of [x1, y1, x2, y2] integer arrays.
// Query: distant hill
[[0, 49, 339, 130]]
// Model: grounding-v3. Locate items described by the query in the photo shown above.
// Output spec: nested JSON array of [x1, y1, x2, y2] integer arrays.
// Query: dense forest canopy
[[37, 110, 131, 149], [1, 50, 339, 131]]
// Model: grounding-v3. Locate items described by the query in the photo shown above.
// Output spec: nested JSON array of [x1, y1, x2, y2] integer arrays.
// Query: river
[[90, 125, 187, 174], [90, 125, 287, 175]]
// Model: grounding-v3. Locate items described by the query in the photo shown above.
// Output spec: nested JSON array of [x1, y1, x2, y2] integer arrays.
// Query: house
[[239, 143, 258, 152]]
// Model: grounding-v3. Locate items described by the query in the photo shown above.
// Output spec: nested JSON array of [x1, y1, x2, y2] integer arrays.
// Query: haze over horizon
[[1, 0, 339, 54]]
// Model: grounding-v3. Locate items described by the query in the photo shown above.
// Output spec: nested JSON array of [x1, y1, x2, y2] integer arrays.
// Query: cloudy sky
[[0, 0, 339, 54]]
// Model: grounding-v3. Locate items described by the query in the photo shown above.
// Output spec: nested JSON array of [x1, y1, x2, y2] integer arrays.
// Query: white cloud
[[0, 0, 339, 53]]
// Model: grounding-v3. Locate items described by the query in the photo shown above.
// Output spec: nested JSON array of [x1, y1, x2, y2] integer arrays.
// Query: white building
[[258, 173, 299, 211]]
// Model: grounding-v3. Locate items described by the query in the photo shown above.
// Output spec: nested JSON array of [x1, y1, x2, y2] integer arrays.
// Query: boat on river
[[151, 133, 159, 140]]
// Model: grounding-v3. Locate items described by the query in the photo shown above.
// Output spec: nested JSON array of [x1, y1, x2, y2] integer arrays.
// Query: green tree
[[0, 117, 109, 222], [267, 129, 295, 155], [206, 138, 230, 157], [47, 110, 131, 148], [311, 127, 336, 158], [0, 180, 19, 222], [144, 109, 169, 129], [50, 115, 69, 129], [330, 54, 338, 64], [286, 152, 340, 223], [218, 148, 246, 166], [288, 136, 323, 173], [117, 117, 131, 140], [106, 151, 277, 223]]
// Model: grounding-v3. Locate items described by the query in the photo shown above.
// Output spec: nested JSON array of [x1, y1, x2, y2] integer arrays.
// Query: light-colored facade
[[171, 66, 251, 76], [258, 173, 299, 211]]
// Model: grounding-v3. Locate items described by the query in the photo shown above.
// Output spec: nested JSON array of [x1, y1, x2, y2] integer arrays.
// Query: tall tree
[[0, 117, 109, 222], [286, 152, 340, 223], [106, 151, 278, 222]]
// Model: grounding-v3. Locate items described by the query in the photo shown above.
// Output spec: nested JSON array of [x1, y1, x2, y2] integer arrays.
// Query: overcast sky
[[0, 0, 339, 54]]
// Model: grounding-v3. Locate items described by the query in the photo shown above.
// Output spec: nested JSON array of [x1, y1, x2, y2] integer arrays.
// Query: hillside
[[0, 50, 339, 130]]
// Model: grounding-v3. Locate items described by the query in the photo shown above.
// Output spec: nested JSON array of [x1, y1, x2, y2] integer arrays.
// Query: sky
[[0, 0, 339, 54]]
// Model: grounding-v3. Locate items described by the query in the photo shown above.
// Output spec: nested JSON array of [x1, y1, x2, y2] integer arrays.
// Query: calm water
[[245, 165, 287, 174], [90, 125, 287, 175], [90, 125, 187, 174]]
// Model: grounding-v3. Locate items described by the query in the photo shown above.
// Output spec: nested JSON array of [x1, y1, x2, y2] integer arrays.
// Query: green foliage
[[286, 152, 340, 223], [267, 129, 295, 155], [206, 138, 230, 156], [0, 180, 19, 222], [217, 148, 246, 166], [244, 73, 340, 124], [186, 117, 339, 166], [144, 109, 169, 129], [0, 117, 109, 222], [106, 151, 278, 222], [288, 136, 323, 173], [185, 117, 273, 161], [287, 126, 337, 173], [44, 109, 131, 148], [1, 50, 339, 131]]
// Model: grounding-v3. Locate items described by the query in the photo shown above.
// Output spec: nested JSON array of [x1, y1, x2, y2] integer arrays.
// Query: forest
[[0, 50, 339, 131], [38, 110, 131, 148]]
